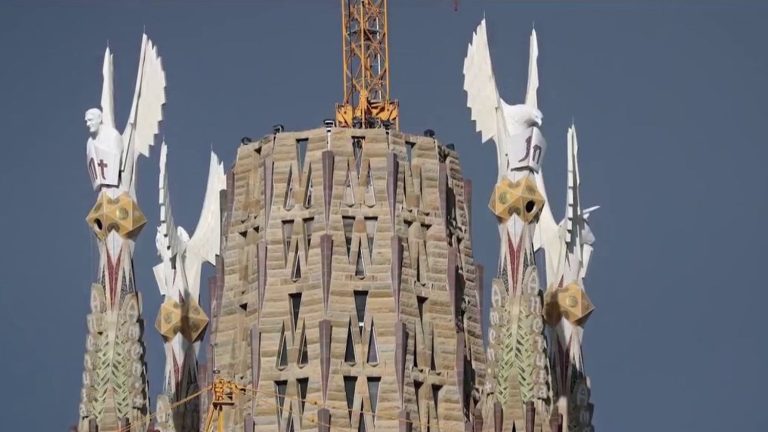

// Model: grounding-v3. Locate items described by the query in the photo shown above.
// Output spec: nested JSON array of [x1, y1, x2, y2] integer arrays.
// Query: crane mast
[[336, 0, 399, 129]]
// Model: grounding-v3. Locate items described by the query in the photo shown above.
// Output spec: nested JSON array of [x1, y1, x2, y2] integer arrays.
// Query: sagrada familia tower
[[74, 2, 598, 432]]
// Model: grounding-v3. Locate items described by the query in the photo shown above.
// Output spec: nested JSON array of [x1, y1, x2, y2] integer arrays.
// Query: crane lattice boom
[[336, 0, 399, 129]]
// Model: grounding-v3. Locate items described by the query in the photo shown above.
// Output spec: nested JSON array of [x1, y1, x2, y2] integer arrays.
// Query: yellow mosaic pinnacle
[[544, 283, 595, 326], [85, 191, 147, 240], [155, 298, 210, 342], [488, 176, 545, 223]]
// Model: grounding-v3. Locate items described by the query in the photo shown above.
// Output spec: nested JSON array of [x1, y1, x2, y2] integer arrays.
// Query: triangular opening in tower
[[291, 250, 302, 281], [277, 328, 289, 369], [365, 217, 377, 261], [343, 216, 355, 258], [354, 290, 368, 334], [284, 167, 295, 209], [368, 376, 380, 419], [297, 378, 308, 414], [282, 220, 294, 266], [297, 138, 308, 174], [345, 323, 356, 364], [353, 137, 364, 178], [355, 247, 366, 278], [367, 321, 379, 364], [365, 168, 376, 206], [289, 293, 302, 331], [344, 167, 356, 206], [303, 166, 314, 208], [344, 375, 356, 420]]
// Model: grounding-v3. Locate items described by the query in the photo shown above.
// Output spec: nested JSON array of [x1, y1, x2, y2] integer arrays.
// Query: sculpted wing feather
[[187, 151, 226, 265], [525, 28, 564, 285], [463, 19, 502, 145], [157, 142, 183, 259], [100, 47, 116, 129], [121, 34, 166, 175], [533, 167, 563, 285], [525, 29, 539, 109], [154, 142, 183, 298], [184, 151, 226, 298], [565, 125, 581, 251]]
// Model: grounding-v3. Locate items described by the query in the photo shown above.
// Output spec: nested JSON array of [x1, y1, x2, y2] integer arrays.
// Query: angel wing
[[564, 125, 581, 249], [534, 125, 584, 285], [121, 33, 167, 190], [580, 206, 599, 279], [100, 47, 116, 129], [184, 151, 226, 298], [154, 142, 184, 297], [187, 151, 226, 265], [463, 19, 502, 145], [157, 142, 184, 259], [534, 165, 564, 286], [525, 29, 539, 109]]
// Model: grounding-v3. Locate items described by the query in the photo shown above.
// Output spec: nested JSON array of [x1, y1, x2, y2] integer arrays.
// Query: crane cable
[[113, 384, 212, 432]]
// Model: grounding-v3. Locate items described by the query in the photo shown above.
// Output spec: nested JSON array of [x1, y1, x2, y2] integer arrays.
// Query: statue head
[[84, 108, 102, 135]]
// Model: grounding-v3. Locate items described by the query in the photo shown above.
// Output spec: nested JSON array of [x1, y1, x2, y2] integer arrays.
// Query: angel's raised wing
[[100, 47, 116, 129], [187, 151, 226, 265], [565, 125, 582, 252], [184, 151, 226, 298], [533, 163, 564, 285], [525, 29, 539, 109], [567, 126, 599, 280], [157, 142, 184, 259], [154, 142, 183, 297], [121, 34, 166, 189], [463, 19, 502, 145], [525, 29, 566, 285]]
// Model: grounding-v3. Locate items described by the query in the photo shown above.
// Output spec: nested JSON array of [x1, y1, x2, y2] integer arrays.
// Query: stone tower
[[207, 126, 487, 431]]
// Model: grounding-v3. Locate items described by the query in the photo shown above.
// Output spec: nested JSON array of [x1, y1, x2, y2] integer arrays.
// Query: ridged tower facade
[[207, 126, 488, 431]]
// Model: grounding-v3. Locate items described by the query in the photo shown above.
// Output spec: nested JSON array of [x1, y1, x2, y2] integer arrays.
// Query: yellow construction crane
[[335, 0, 399, 129], [201, 377, 245, 432]]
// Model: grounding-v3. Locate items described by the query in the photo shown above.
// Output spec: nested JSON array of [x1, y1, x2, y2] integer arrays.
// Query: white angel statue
[[153, 142, 225, 432], [463, 18, 545, 182], [85, 34, 166, 197]]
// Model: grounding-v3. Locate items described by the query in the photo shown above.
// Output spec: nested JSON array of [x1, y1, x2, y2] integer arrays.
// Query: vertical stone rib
[[214, 255, 225, 319], [525, 401, 535, 432], [456, 331, 466, 413], [319, 319, 332, 402], [391, 236, 403, 316], [399, 409, 411, 432], [494, 401, 503, 432], [476, 263, 484, 342], [257, 240, 267, 312], [438, 161, 447, 226], [208, 275, 218, 332], [263, 157, 273, 226], [320, 234, 333, 314], [447, 246, 458, 322], [473, 406, 484, 432], [317, 408, 331, 432], [395, 319, 407, 406], [225, 170, 235, 216], [244, 413, 254, 432], [250, 325, 260, 393], [463, 179, 473, 234], [387, 152, 399, 224], [322, 150, 334, 229]]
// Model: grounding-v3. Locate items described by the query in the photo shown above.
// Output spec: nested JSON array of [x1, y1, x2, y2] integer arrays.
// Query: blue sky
[[1, 1, 767, 430]]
